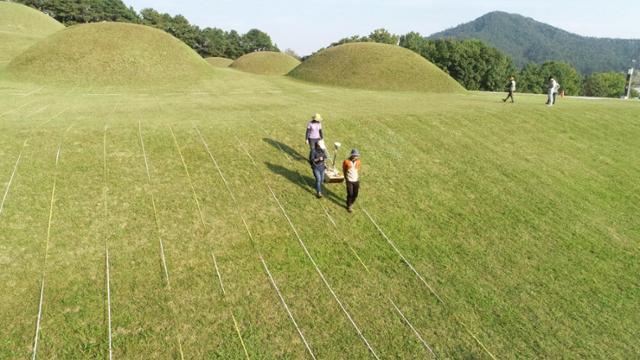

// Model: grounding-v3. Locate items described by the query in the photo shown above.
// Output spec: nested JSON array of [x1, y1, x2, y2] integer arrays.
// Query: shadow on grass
[[265, 162, 345, 208], [263, 138, 307, 162]]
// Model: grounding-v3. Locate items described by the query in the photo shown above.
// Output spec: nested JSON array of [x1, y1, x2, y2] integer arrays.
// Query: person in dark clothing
[[503, 76, 516, 103], [309, 142, 327, 198]]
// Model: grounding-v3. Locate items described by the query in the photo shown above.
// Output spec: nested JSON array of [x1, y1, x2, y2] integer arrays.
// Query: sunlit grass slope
[[231, 51, 301, 75], [0, 1, 64, 67], [289, 42, 465, 93], [205, 56, 233, 68], [0, 71, 637, 359], [6, 22, 214, 86]]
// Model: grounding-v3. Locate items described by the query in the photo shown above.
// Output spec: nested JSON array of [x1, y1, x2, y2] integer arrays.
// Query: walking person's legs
[[346, 181, 359, 212], [351, 181, 359, 206], [313, 167, 324, 197], [547, 90, 554, 106], [308, 138, 319, 159], [346, 181, 354, 211]]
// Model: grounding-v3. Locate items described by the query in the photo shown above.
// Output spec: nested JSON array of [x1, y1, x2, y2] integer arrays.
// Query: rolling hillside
[[429, 11, 640, 74]]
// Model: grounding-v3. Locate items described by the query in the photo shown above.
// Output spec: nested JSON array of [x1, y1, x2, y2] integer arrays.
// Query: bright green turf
[[289, 42, 465, 93], [6, 22, 214, 87], [231, 51, 301, 75], [0, 69, 638, 359], [0, 1, 64, 67], [205, 57, 234, 68]]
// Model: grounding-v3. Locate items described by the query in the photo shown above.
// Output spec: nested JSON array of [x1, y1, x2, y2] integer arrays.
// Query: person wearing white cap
[[305, 113, 324, 155], [342, 149, 361, 213]]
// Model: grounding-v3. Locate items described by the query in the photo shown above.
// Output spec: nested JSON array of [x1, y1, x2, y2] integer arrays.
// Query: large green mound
[[230, 51, 300, 75], [6, 22, 213, 86], [289, 42, 465, 93], [0, 1, 64, 66], [205, 56, 233, 67]]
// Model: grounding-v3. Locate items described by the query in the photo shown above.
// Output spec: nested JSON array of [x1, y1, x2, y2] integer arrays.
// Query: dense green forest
[[13, 0, 278, 59], [429, 11, 640, 75]]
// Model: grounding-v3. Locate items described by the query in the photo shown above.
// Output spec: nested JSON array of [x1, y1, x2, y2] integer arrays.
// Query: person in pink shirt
[[305, 113, 324, 155]]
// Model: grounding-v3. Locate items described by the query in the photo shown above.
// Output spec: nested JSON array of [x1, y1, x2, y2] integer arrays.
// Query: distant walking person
[[553, 81, 561, 105], [547, 77, 558, 106], [503, 76, 516, 103], [342, 149, 361, 213], [309, 142, 327, 198], [305, 113, 323, 154]]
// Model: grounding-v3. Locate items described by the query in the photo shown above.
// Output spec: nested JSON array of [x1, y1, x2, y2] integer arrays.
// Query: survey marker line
[[362, 208, 496, 360], [169, 126, 249, 357], [31, 138, 65, 360], [195, 126, 316, 359], [137, 120, 185, 359], [237, 137, 380, 359], [258, 121, 436, 357], [1, 107, 68, 217]]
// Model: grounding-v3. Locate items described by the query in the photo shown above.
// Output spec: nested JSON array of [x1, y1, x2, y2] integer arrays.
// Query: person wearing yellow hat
[[305, 113, 324, 156]]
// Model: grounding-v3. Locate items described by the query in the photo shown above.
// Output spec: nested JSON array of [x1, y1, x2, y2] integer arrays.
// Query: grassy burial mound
[[289, 42, 465, 92], [6, 22, 213, 86], [205, 56, 233, 67], [0, 1, 64, 66], [230, 51, 301, 75]]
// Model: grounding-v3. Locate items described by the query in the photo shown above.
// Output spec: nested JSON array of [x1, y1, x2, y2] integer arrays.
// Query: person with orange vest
[[342, 149, 361, 213]]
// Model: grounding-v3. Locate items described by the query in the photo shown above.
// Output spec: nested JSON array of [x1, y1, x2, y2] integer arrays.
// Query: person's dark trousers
[[553, 92, 558, 104], [308, 138, 320, 159], [346, 180, 360, 209], [503, 90, 514, 103], [312, 167, 324, 195]]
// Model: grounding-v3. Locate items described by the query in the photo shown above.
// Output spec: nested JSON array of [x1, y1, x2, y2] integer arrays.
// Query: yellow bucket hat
[[312, 113, 323, 121]]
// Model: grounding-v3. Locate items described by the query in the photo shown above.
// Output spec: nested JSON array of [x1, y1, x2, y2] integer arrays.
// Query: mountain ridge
[[429, 11, 640, 74]]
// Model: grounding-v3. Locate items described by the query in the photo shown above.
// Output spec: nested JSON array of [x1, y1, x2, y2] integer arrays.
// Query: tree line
[[14, 0, 278, 59], [12, 1, 637, 97], [323, 28, 636, 98]]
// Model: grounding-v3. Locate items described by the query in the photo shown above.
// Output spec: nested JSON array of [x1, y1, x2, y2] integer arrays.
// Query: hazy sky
[[127, 0, 640, 55]]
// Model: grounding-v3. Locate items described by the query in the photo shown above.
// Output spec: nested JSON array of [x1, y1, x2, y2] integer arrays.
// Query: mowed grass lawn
[[0, 70, 638, 359]]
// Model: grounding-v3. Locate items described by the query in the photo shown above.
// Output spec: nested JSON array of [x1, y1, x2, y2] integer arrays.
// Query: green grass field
[[0, 68, 638, 359]]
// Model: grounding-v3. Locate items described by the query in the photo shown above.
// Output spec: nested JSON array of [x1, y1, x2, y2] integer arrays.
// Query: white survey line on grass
[[256, 124, 437, 358], [195, 126, 317, 360], [137, 121, 169, 284], [103, 126, 113, 360], [0, 108, 69, 217], [237, 138, 380, 360], [0, 151, 22, 216], [19, 86, 45, 97], [169, 126, 226, 294], [0, 99, 36, 118], [168, 125, 254, 357], [389, 297, 437, 357], [362, 208, 497, 360], [24, 105, 50, 119], [137, 120, 185, 359], [232, 313, 250, 360], [31, 142, 63, 360]]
